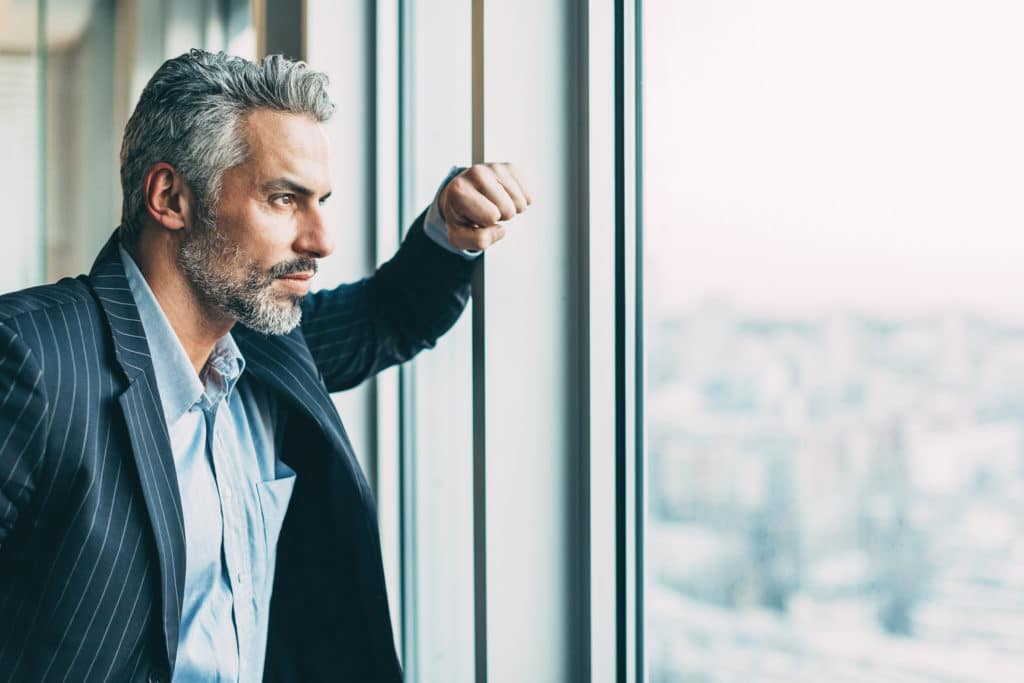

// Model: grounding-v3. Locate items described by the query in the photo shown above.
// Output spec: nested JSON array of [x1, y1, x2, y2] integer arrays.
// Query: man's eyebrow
[[261, 178, 332, 201]]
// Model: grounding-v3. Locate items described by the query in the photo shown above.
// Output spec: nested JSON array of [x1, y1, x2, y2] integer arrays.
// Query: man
[[0, 50, 530, 682]]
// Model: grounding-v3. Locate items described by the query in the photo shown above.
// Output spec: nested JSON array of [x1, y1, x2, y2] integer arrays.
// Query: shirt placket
[[203, 397, 256, 682]]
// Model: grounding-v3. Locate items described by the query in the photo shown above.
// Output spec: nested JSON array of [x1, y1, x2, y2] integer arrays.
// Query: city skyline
[[647, 305, 1024, 682]]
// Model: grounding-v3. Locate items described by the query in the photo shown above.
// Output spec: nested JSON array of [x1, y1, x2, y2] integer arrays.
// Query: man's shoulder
[[0, 277, 113, 388], [0, 276, 98, 329]]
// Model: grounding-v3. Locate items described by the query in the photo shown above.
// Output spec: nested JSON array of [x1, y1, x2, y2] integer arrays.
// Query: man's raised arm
[[300, 163, 531, 392]]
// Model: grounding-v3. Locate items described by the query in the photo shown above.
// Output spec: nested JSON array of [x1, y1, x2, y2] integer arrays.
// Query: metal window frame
[[615, 0, 645, 680], [426, 0, 645, 679], [469, 2, 488, 682], [396, 0, 419, 672], [584, 0, 622, 678], [468, 0, 632, 680], [373, 0, 406, 666]]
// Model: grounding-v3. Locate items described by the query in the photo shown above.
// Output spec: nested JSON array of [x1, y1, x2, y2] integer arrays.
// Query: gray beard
[[177, 211, 310, 336]]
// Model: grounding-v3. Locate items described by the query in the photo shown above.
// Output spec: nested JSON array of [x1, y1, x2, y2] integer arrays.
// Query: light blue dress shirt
[[117, 185, 461, 681], [120, 247, 295, 683]]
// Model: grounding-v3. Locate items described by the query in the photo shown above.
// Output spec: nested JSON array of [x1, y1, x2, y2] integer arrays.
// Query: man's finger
[[447, 223, 507, 251], [465, 166, 518, 222], [444, 177, 503, 227], [491, 164, 530, 214]]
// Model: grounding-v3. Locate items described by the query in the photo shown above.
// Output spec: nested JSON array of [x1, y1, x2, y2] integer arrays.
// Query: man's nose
[[295, 206, 335, 259]]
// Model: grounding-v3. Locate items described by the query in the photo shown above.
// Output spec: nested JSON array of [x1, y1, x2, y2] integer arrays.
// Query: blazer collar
[[88, 231, 153, 383], [231, 324, 352, 459], [88, 230, 187, 670]]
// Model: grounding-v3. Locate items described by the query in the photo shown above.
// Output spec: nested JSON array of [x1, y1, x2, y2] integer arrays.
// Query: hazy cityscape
[[647, 300, 1024, 682]]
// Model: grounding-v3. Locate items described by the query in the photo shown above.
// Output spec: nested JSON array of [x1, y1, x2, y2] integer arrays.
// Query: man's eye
[[273, 194, 295, 206]]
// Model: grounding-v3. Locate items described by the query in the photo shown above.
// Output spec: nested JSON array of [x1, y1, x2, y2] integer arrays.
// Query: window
[[643, 2, 1024, 681]]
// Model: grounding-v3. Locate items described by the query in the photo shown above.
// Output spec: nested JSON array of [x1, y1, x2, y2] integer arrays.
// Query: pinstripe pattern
[[0, 213, 473, 682]]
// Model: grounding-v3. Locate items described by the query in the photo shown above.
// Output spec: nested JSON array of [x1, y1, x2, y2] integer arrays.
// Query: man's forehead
[[241, 109, 331, 192], [244, 108, 324, 137]]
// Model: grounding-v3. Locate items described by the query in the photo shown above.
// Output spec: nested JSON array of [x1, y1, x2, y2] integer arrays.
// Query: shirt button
[[237, 571, 246, 585], [223, 487, 232, 499]]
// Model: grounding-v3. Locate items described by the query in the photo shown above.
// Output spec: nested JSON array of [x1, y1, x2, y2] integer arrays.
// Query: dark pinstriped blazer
[[0, 213, 474, 682]]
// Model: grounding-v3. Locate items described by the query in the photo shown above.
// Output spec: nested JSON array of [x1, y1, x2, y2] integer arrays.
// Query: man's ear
[[143, 162, 193, 231]]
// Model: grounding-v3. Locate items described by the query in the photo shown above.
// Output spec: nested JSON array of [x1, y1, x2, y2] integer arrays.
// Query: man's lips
[[275, 272, 314, 292]]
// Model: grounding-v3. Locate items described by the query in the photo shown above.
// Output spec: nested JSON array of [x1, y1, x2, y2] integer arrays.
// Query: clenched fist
[[438, 163, 532, 252]]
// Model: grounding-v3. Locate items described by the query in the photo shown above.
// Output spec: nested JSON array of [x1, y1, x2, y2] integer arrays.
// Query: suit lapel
[[88, 232, 186, 669], [232, 324, 352, 459]]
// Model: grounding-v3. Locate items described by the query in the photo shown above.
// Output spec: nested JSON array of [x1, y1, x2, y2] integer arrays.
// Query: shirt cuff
[[423, 166, 482, 260]]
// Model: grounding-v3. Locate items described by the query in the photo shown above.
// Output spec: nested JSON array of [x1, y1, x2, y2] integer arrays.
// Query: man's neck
[[125, 232, 233, 375]]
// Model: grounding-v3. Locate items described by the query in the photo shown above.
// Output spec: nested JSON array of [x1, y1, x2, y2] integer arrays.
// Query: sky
[[643, 0, 1024, 320]]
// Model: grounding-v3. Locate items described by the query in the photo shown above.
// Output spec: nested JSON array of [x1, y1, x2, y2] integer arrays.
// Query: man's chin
[[233, 300, 303, 336]]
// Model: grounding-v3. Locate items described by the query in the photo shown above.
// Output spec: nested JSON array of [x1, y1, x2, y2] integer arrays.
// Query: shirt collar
[[118, 245, 246, 424]]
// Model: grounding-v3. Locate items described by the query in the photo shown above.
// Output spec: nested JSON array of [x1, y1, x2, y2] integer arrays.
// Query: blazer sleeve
[[0, 322, 49, 544], [299, 209, 477, 393]]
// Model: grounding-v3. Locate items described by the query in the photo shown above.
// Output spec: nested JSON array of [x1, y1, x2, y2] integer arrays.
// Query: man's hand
[[438, 163, 532, 252]]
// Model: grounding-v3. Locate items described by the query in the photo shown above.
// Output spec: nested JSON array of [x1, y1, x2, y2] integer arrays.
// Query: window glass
[[643, 2, 1024, 680]]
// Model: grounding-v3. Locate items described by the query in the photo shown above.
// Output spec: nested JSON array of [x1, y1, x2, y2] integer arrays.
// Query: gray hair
[[118, 49, 335, 244]]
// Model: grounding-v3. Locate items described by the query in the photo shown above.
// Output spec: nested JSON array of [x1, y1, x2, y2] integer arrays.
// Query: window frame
[[614, 0, 645, 680]]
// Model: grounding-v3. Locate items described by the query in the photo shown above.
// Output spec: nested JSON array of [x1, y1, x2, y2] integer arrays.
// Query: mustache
[[266, 257, 319, 280]]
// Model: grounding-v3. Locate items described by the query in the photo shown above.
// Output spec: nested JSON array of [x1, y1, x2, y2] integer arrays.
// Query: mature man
[[0, 50, 529, 682]]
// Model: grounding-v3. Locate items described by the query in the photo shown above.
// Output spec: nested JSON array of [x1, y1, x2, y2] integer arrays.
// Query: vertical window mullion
[[470, 1, 488, 681], [372, 0, 405, 666], [616, 0, 643, 680], [585, 0, 619, 678]]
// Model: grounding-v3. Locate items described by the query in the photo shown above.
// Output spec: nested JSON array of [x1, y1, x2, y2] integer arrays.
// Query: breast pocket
[[255, 465, 297, 555]]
